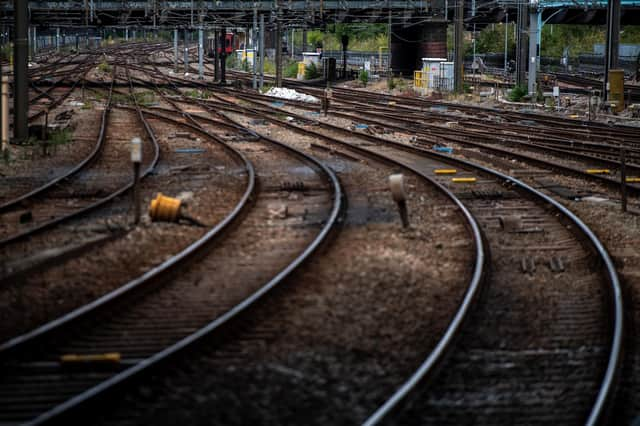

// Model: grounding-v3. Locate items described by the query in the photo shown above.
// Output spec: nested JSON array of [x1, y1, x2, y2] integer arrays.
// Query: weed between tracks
[[112, 91, 156, 107]]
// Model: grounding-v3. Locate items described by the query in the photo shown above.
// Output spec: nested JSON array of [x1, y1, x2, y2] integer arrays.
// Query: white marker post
[[389, 174, 409, 228], [1, 77, 9, 158], [131, 137, 142, 224]]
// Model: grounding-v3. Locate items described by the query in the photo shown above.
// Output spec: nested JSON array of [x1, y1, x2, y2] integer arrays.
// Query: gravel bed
[[0, 91, 104, 204], [0, 112, 247, 342], [88, 99, 475, 425]]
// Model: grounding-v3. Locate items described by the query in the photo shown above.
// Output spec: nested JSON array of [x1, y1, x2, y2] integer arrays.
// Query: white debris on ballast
[[265, 87, 319, 103]]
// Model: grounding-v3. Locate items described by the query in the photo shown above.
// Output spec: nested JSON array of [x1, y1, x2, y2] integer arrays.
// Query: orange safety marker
[[451, 177, 477, 183], [585, 169, 610, 174], [435, 169, 457, 175], [149, 193, 182, 222]]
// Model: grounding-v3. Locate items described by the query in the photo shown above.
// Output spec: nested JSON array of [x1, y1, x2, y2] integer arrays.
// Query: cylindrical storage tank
[[417, 23, 447, 60], [422, 58, 446, 89], [609, 69, 625, 112]]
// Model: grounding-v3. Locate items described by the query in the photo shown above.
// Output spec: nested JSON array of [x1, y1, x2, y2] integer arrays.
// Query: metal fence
[[320, 50, 389, 70]]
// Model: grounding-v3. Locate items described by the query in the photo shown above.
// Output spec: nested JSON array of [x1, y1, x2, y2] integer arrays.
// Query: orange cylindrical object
[[149, 193, 182, 222]]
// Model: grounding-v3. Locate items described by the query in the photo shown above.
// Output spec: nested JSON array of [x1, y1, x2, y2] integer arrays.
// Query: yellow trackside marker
[[435, 169, 457, 175], [452, 177, 477, 183], [60, 353, 121, 364], [585, 169, 610, 174], [569, 114, 580, 119], [626, 177, 640, 183]]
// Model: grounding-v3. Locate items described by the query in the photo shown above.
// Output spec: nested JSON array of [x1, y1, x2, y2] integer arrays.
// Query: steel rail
[[4, 112, 342, 426], [184, 85, 623, 426], [151, 85, 492, 426], [0, 67, 160, 247], [0, 67, 114, 213], [223, 87, 640, 196], [362, 143, 624, 426]]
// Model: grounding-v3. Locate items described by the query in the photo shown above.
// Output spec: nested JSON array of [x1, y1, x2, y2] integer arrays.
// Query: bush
[[98, 60, 111, 73], [263, 59, 276, 75], [284, 61, 299, 78], [225, 54, 237, 69], [304, 62, 320, 80], [184, 89, 211, 99], [387, 77, 396, 90], [359, 69, 369, 87], [49, 129, 72, 146], [508, 85, 527, 102]]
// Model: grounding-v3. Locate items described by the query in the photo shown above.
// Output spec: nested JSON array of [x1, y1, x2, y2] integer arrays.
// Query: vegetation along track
[[0, 97, 341, 425], [184, 83, 623, 425]]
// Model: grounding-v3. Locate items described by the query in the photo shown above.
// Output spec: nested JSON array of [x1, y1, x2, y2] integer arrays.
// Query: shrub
[[304, 62, 320, 80], [387, 77, 395, 90], [225, 54, 237, 69], [263, 59, 276, 75], [508, 85, 528, 102], [98, 60, 111, 73], [284, 61, 299, 78], [359, 69, 369, 87], [49, 129, 72, 146]]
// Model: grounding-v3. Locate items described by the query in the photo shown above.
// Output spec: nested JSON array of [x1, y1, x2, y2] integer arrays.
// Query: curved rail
[[24, 129, 340, 426], [177, 84, 621, 426], [0, 68, 161, 247], [360, 144, 624, 426], [165, 87, 491, 426], [0, 67, 114, 213]]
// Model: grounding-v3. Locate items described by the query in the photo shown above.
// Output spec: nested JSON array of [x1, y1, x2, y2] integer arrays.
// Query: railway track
[[0, 45, 626, 425], [0, 65, 253, 342], [0, 68, 160, 250], [211, 83, 640, 200], [552, 73, 640, 102], [118, 57, 624, 423], [165, 81, 623, 424], [28, 60, 487, 424], [0, 68, 115, 212], [89, 117, 487, 425], [0, 77, 342, 425]]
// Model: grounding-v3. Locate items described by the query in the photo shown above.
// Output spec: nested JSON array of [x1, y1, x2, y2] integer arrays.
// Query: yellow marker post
[[585, 169, 610, 174], [625, 177, 640, 183], [60, 353, 121, 364], [435, 169, 457, 175], [451, 177, 477, 183]]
